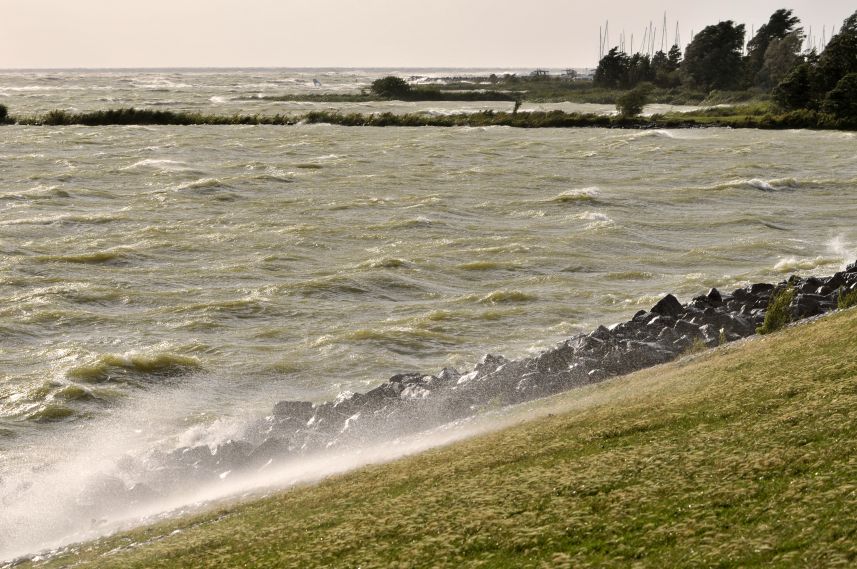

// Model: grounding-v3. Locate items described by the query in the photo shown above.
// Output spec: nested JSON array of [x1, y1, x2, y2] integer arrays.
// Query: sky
[[1, 0, 854, 69]]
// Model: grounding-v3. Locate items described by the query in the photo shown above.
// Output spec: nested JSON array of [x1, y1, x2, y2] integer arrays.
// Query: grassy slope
[[26, 310, 857, 568]]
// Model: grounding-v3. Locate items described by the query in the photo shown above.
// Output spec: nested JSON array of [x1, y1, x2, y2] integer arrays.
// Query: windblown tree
[[744, 9, 802, 88], [774, 9, 857, 115], [822, 73, 857, 121], [681, 21, 746, 91], [756, 31, 805, 89], [594, 47, 630, 88]]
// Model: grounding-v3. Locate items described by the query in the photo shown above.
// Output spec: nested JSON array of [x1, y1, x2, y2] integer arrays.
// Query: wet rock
[[846, 261, 857, 273], [273, 400, 314, 420], [750, 283, 775, 296], [651, 294, 684, 319], [707, 288, 723, 304]]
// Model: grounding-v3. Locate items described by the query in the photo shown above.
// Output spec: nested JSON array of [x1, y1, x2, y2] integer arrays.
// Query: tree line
[[595, 9, 857, 120]]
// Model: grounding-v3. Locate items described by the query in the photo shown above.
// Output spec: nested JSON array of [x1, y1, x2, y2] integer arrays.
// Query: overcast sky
[[1, 1, 854, 69]]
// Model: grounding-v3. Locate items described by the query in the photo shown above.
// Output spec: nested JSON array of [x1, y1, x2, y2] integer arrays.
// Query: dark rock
[[590, 325, 611, 341], [750, 283, 775, 296], [212, 439, 254, 469], [651, 294, 684, 319], [674, 319, 700, 337], [632, 310, 648, 322], [272, 400, 313, 419], [706, 288, 723, 304], [846, 261, 857, 273], [827, 272, 847, 290], [246, 437, 291, 467]]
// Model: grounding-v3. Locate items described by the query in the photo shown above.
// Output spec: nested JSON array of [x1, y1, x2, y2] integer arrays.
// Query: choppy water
[[0, 68, 699, 116], [1, 70, 856, 560]]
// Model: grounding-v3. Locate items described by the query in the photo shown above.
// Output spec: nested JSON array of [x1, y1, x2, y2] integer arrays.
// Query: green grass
[[21, 309, 857, 568], [838, 287, 857, 310]]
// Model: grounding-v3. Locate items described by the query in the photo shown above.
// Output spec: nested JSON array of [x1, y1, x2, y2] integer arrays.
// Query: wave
[[773, 256, 842, 273], [709, 178, 799, 192], [368, 217, 434, 230], [457, 261, 519, 271], [478, 290, 537, 304], [550, 187, 601, 204], [358, 258, 409, 269], [124, 159, 200, 173], [37, 249, 129, 265], [66, 351, 201, 384], [172, 177, 233, 192], [0, 213, 121, 226], [575, 211, 611, 222]]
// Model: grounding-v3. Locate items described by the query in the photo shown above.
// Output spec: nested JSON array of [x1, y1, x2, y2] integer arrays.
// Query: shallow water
[[1, 70, 856, 560]]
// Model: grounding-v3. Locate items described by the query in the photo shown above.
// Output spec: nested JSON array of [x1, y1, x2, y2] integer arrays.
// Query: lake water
[[1, 69, 856, 561]]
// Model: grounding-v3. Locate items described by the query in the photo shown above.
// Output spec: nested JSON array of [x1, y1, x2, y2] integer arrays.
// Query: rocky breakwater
[[89, 263, 857, 510]]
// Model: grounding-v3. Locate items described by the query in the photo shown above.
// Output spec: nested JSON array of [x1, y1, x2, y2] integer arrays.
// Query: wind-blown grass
[[19, 309, 857, 568], [6, 106, 854, 130]]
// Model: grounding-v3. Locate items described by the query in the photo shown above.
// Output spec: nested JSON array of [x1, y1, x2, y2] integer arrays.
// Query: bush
[[370, 76, 411, 99], [822, 73, 857, 121], [757, 286, 796, 335], [616, 84, 652, 117], [838, 287, 857, 310]]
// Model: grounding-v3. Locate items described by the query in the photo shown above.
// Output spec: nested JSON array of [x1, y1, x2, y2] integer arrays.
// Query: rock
[[706, 288, 723, 304], [750, 283, 775, 296], [846, 261, 857, 273], [272, 400, 314, 419], [651, 294, 684, 319]]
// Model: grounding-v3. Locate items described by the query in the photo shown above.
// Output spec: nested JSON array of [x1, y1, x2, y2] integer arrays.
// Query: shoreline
[[5, 262, 857, 566], [6, 261, 851, 564], [2, 107, 855, 131]]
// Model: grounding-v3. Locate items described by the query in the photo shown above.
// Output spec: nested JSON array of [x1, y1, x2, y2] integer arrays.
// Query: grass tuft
[[757, 286, 796, 335], [838, 287, 857, 310]]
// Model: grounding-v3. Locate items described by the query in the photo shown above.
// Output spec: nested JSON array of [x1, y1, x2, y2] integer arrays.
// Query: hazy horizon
[[2, 1, 854, 70]]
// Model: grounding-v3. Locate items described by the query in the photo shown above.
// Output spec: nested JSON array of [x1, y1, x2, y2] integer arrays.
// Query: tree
[[772, 9, 857, 111], [627, 53, 653, 87], [814, 10, 857, 94], [757, 31, 804, 89], [682, 21, 746, 91], [594, 48, 630, 88], [666, 45, 683, 70], [773, 63, 816, 110], [745, 9, 802, 87], [822, 73, 857, 121], [371, 76, 411, 99], [616, 83, 651, 117]]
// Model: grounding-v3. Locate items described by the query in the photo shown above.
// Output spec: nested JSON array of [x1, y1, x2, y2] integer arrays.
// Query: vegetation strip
[[2, 106, 855, 130], [16, 301, 857, 568]]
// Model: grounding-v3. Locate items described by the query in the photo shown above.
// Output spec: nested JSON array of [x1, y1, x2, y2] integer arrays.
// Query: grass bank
[[7, 106, 856, 130], [19, 308, 857, 568]]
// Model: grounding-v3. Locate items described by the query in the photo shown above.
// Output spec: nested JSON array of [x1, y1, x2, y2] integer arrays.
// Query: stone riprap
[[93, 263, 857, 507]]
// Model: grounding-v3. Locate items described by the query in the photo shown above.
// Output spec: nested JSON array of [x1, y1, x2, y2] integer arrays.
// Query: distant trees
[[593, 46, 681, 89], [773, 9, 857, 120], [681, 21, 746, 90], [594, 48, 630, 88], [744, 9, 802, 87]]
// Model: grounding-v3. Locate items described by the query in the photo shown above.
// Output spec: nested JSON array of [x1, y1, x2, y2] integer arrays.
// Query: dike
[[129, 262, 857, 495]]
